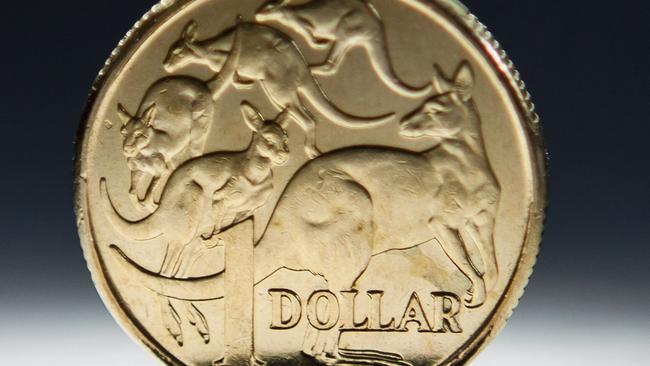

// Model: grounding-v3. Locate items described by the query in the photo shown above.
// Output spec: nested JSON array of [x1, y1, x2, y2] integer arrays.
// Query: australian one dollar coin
[[74, 0, 546, 365]]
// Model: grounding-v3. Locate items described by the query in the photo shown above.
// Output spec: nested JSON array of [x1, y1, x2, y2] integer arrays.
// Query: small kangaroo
[[117, 77, 213, 209], [255, 0, 432, 99], [102, 102, 290, 345], [164, 20, 394, 158], [103, 102, 290, 275], [112, 63, 500, 364]]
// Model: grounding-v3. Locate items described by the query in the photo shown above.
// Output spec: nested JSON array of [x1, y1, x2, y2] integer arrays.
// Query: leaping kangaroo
[[255, 0, 432, 99], [164, 20, 394, 158], [102, 102, 291, 345], [109, 63, 500, 365]]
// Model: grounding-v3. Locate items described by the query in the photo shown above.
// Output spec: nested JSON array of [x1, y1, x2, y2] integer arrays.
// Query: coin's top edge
[[73, 1, 548, 366]]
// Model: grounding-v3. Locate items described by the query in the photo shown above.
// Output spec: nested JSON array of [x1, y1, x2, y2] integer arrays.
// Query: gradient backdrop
[[0, 1, 648, 364]]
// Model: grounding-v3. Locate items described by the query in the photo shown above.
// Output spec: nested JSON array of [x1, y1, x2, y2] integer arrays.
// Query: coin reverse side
[[75, 0, 546, 365]]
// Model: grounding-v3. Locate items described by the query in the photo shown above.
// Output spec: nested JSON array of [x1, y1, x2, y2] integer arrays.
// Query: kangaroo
[[103, 102, 291, 345], [164, 20, 394, 158], [400, 62, 500, 301], [255, 0, 432, 99], [117, 77, 213, 209], [111, 63, 500, 364], [104, 102, 290, 274]]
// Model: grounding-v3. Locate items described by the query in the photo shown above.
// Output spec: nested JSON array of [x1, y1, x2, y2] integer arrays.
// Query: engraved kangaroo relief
[[165, 20, 394, 159], [400, 62, 501, 306], [106, 55, 501, 364], [117, 77, 213, 210], [255, 0, 432, 98], [104, 102, 291, 346], [105, 102, 290, 275], [75, 0, 547, 364]]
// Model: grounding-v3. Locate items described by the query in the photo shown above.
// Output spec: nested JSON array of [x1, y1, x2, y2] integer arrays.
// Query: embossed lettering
[[367, 290, 396, 331], [431, 292, 462, 333], [107, 57, 497, 363], [269, 289, 302, 330], [339, 290, 370, 331], [397, 293, 431, 332], [307, 290, 340, 330], [112, 62, 500, 314]]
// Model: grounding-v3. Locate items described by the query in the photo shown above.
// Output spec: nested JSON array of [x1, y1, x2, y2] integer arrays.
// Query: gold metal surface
[[74, 1, 546, 365]]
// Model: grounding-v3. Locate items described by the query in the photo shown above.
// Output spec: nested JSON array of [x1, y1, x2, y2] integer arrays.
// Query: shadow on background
[[0, 0, 647, 364]]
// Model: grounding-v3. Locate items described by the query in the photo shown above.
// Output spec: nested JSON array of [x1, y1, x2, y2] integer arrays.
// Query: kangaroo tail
[[365, 40, 432, 99], [299, 77, 395, 128], [100, 179, 163, 242], [207, 26, 242, 101], [111, 245, 225, 301]]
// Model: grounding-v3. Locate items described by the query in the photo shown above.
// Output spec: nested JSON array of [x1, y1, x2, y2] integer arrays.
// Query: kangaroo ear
[[432, 64, 453, 94], [275, 108, 292, 128], [240, 102, 265, 132], [141, 103, 157, 127], [182, 21, 199, 43], [191, 108, 206, 124], [427, 100, 450, 113], [262, 0, 288, 10], [453, 62, 474, 102], [117, 104, 132, 125]]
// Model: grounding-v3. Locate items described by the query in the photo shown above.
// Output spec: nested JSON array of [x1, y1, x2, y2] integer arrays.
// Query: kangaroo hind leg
[[302, 326, 341, 365], [458, 224, 488, 278], [160, 242, 184, 277], [471, 212, 499, 288], [289, 97, 322, 159], [298, 16, 332, 49], [431, 221, 486, 308], [312, 39, 354, 76]]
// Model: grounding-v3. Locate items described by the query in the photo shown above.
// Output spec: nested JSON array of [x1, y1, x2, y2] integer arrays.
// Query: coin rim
[[73, 1, 547, 365]]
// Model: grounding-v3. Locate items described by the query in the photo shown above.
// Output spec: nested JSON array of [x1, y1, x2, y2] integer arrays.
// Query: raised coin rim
[[73, 1, 547, 365]]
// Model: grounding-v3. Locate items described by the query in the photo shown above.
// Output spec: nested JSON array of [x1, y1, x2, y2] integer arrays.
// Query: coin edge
[[72, 1, 548, 365]]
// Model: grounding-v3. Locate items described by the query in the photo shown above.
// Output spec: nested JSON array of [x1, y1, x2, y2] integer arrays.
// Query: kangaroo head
[[118, 103, 155, 158], [255, 0, 291, 23], [163, 21, 201, 72], [400, 62, 476, 139], [240, 102, 291, 165]]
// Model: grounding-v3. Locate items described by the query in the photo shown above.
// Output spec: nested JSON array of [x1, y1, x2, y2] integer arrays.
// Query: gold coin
[[74, 0, 546, 365]]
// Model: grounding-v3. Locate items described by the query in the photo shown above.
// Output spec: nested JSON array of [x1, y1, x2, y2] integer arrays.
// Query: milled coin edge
[[72, 1, 548, 365], [432, 1, 547, 364], [74, 1, 192, 365]]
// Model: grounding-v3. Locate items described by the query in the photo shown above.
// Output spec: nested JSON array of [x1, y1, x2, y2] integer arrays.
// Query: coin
[[74, 0, 546, 365]]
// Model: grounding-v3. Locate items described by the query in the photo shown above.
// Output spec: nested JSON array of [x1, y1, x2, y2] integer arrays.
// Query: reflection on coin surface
[[74, 0, 546, 365]]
